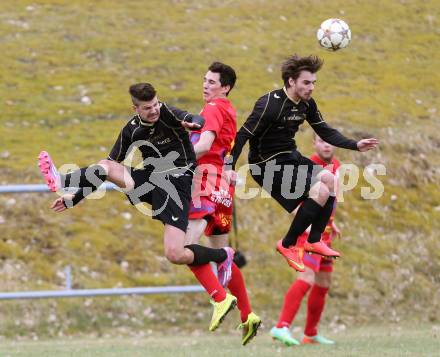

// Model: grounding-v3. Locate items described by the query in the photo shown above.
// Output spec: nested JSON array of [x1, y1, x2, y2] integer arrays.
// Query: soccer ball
[[317, 18, 351, 51]]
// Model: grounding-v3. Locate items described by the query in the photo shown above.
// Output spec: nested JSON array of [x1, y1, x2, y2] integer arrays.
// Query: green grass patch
[[0, 324, 438, 357]]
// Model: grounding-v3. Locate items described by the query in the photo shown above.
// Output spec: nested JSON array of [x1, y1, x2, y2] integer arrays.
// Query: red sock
[[227, 263, 251, 322], [276, 279, 311, 328], [304, 284, 329, 337], [189, 264, 226, 302]]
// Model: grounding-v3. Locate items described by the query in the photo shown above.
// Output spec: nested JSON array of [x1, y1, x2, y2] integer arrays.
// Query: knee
[[320, 171, 335, 193], [300, 276, 314, 286], [97, 160, 111, 175], [298, 269, 315, 285], [315, 274, 332, 288], [164, 246, 185, 264], [310, 180, 330, 201]]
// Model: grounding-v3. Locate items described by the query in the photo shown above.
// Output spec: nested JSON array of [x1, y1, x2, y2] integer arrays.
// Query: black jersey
[[231, 88, 358, 167], [108, 102, 198, 170]]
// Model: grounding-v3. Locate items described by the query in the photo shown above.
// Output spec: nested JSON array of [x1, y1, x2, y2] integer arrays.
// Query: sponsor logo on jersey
[[210, 189, 232, 207], [157, 138, 171, 145], [286, 114, 306, 121]]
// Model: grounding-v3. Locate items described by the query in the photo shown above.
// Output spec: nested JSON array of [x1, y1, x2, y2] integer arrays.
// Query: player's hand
[[223, 169, 238, 186], [181, 121, 202, 130], [357, 138, 379, 152], [50, 194, 73, 212], [331, 222, 342, 239]]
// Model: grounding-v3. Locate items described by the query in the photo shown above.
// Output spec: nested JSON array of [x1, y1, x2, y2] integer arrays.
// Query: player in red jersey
[[270, 135, 341, 346], [185, 62, 261, 344]]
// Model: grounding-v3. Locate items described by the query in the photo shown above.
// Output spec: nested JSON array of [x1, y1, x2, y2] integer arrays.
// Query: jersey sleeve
[[306, 99, 358, 151], [201, 104, 224, 137], [229, 93, 271, 168], [163, 102, 204, 130], [108, 125, 132, 162], [161, 103, 191, 126]]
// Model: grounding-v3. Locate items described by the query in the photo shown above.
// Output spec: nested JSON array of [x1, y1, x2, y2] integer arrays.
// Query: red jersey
[[309, 154, 340, 179], [189, 98, 236, 235], [190, 98, 236, 171]]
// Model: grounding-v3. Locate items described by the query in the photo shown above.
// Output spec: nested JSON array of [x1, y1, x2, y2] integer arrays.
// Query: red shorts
[[189, 171, 234, 236], [298, 231, 334, 273]]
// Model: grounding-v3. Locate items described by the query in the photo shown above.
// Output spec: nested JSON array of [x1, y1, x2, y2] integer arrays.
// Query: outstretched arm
[[357, 138, 379, 151], [165, 103, 205, 130], [181, 114, 205, 130], [307, 99, 378, 151]]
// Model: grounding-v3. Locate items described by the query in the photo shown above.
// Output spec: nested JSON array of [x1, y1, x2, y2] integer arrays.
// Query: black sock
[[61, 165, 107, 208], [282, 198, 322, 247], [308, 196, 336, 243], [62, 165, 107, 189], [185, 244, 227, 266], [63, 188, 86, 208]]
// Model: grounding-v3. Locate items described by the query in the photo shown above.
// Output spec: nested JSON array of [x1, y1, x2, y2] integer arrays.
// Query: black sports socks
[[282, 198, 323, 247], [62, 165, 107, 207], [307, 196, 335, 243], [185, 244, 228, 265]]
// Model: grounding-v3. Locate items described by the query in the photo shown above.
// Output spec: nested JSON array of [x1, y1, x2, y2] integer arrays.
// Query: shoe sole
[[210, 298, 237, 332], [304, 246, 340, 259], [38, 151, 58, 192], [305, 250, 340, 259], [242, 319, 262, 346], [271, 335, 299, 347]]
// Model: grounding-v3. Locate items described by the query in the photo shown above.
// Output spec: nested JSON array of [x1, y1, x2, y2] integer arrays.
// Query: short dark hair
[[281, 55, 324, 87], [208, 62, 237, 95], [129, 83, 156, 106]]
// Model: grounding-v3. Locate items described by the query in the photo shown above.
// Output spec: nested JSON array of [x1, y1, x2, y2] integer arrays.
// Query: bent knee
[[97, 159, 111, 174], [321, 171, 335, 188], [310, 181, 330, 202], [164, 247, 185, 264]]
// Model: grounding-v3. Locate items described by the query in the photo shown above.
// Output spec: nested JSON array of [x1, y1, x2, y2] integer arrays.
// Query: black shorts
[[250, 151, 323, 213], [124, 167, 193, 232]]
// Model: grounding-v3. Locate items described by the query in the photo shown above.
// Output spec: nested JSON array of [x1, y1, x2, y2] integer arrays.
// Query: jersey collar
[[283, 87, 301, 105], [137, 114, 155, 127]]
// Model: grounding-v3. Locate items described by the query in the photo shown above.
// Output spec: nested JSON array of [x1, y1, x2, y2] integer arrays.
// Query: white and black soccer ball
[[317, 18, 351, 51]]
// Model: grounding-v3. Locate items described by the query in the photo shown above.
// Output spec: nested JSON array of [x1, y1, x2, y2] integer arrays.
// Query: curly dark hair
[[281, 55, 323, 87]]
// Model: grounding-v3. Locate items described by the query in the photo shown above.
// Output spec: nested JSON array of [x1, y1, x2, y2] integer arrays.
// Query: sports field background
[[0, 324, 439, 357], [0, 0, 439, 348]]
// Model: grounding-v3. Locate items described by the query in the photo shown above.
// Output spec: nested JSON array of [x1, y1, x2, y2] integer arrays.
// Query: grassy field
[[0, 0, 440, 339], [0, 324, 439, 357]]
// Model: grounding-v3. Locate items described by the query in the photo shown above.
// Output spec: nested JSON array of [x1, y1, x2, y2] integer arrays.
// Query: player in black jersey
[[38, 84, 237, 321], [228, 55, 378, 271]]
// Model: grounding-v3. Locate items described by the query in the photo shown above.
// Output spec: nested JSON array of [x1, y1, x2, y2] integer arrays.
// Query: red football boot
[[276, 240, 305, 272], [304, 240, 340, 258]]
